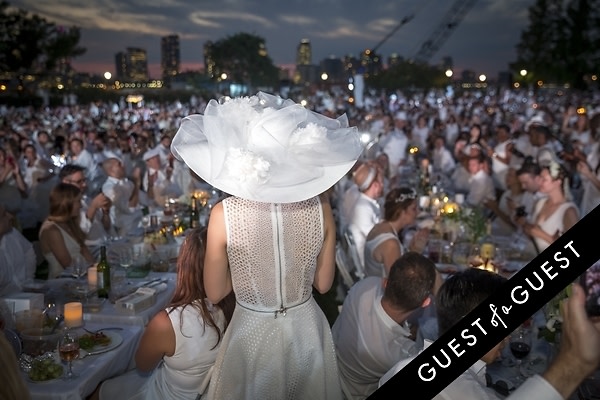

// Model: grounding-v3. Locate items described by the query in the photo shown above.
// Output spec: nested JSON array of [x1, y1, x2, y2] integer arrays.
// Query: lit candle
[[88, 266, 97, 288], [64, 302, 83, 328]]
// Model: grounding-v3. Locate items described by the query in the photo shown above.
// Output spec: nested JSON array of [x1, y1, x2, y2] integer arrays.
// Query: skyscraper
[[295, 39, 318, 84], [161, 35, 180, 80], [296, 38, 312, 65], [127, 47, 148, 81], [115, 52, 127, 79]]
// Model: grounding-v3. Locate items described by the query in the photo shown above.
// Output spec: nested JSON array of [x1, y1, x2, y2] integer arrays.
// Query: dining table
[[24, 322, 144, 400], [41, 271, 177, 328]]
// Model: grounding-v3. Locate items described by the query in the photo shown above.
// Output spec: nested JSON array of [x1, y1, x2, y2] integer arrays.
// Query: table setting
[[20, 322, 143, 400]]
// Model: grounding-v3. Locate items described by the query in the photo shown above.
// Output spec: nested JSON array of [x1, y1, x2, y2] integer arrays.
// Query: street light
[[104, 72, 112, 80], [478, 74, 487, 82], [445, 69, 453, 78], [520, 69, 527, 77]]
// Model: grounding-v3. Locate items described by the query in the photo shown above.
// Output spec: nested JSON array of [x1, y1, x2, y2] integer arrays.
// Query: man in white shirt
[[140, 146, 181, 207], [381, 269, 600, 400], [59, 164, 112, 256], [332, 252, 438, 399], [380, 269, 512, 399], [0, 205, 36, 296], [380, 112, 409, 179], [346, 162, 384, 269], [101, 157, 142, 236], [466, 153, 496, 206], [516, 160, 546, 219]]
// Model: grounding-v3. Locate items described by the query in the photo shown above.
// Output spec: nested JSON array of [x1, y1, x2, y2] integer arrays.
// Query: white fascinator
[[171, 91, 364, 203]]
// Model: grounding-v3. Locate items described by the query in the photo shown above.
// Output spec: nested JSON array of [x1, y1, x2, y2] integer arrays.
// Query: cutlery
[[79, 347, 114, 359], [140, 278, 162, 287], [83, 327, 123, 335]]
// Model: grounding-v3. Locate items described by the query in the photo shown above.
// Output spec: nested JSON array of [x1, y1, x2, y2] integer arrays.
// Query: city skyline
[[9, 0, 536, 79]]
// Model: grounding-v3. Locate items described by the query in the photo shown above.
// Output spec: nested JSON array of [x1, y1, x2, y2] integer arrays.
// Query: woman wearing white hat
[[171, 92, 363, 400]]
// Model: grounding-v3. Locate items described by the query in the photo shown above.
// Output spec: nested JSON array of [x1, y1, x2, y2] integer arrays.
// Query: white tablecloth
[[26, 323, 143, 400], [83, 272, 177, 327]]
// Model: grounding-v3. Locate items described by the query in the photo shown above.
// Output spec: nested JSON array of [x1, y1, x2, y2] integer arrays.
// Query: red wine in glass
[[509, 341, 531, 359]]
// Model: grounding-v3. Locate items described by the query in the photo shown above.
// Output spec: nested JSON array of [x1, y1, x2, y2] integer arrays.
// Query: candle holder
[[63, 302, 83, 329]]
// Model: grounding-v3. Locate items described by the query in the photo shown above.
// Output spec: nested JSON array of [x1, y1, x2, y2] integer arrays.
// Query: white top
[[0, 228, 36, 296], [207, 196, 342, 400], [40, 221, 85, 279], [531, 197, 578, 253], [332, 277, 418, 399], [363, 232, 404, 278], [580, 142, 600, 216], [102, 176, 142, 234], [347, 193, 382, 268], [381, 129, 408, 177], [147, 302, 225, 399], [380, 340, 561, 400], [466, 170, 496, 206], [99, 302, 224, 400]]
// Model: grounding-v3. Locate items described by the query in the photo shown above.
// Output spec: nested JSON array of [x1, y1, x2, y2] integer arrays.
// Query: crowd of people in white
[[2, 86, 600, 399]]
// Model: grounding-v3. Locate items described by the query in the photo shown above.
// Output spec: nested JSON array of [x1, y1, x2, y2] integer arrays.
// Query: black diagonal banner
[[368, 204, 600, 399]]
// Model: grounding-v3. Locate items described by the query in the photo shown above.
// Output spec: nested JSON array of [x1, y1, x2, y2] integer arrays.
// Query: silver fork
[[83, 327, 123, 335]]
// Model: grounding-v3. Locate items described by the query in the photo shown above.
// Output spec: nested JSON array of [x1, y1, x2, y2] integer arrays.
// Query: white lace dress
[[206, 196, 342, 400]]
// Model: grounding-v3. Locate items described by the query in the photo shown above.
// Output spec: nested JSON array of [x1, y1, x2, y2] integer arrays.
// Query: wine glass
[[118, 247, 133, 280], [70, 255, 88, 295], [141, 214, 150, 235], [492, 247, 507, 273], [509, 324, 532, 382], [59, 330, 80, 380]]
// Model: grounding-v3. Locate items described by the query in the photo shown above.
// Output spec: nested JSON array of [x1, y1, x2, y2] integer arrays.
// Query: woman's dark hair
[[168, 227, 236, 349], [383, 187, 417, 221]]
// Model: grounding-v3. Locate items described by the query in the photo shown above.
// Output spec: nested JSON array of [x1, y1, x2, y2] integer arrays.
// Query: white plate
[[78, 330, 123, 356], [3, 328, 21, 356]]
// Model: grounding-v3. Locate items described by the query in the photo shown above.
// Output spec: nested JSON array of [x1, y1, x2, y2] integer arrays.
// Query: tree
[[512, 0, 600, 90], [0, 1, 85, 76], [207, 32, 280, 92], [366, 60, 448, 90]]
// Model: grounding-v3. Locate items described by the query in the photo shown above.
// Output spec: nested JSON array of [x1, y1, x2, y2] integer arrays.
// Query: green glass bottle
[[190, 196, 199, 229], [97, 245, 111, 299]]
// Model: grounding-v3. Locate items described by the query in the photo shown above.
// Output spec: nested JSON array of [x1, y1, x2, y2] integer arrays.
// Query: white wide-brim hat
[[171, 91, 364, 203]]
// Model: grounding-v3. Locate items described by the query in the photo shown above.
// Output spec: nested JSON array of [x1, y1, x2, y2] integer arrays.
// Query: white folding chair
[[336, 243, 356, 292], [343, 230, 365, 280]]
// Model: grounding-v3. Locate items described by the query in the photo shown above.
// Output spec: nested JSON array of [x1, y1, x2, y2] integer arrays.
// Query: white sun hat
[[171, 91, 364, 203]]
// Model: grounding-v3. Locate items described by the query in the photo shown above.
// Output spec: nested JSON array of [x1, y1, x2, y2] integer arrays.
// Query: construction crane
[[370, 14, 415, 55], [412, 0, 478, 64]]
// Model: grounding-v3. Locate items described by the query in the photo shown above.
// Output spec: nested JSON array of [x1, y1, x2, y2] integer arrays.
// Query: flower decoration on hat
[[170, 92, 364, 203]]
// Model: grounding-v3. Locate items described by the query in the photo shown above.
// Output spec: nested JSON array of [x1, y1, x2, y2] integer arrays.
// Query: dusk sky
[[10, 0, 536, 79]]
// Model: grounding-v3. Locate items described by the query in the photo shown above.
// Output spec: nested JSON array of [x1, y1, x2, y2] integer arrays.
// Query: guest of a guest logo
[[416, 240, 580, 382]]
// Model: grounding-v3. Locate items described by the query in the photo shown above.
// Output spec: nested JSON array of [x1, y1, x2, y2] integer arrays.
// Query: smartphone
[[581, 259, 600, 316]]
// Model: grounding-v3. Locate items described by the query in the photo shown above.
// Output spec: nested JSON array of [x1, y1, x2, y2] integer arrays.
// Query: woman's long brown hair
[[47, 183, 87, 246], [168, 226, 236, 349]]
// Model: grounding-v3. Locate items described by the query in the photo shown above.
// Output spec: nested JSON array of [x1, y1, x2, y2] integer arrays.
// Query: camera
[[515, 206, 527, 218], [580, 259, 600, 316]]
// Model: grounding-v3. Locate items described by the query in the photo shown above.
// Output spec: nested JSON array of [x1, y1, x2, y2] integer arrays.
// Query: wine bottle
[[97, 245, 111, 299], [190, 196, 199, 229]]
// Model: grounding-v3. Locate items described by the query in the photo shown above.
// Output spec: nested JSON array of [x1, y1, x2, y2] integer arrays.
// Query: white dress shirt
[[466, 170, 496, 206], [102, 176, 141, 234], [347, 193, 382, 268], [332, 277, 418, 399], [0, 228, 36, 296], [381, 129, 408, 178], [380, 339, 562, 400]]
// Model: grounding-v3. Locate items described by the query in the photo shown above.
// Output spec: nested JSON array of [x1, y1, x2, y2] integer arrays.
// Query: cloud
[[279, 14, 316, 26], [188, 11, 276, 30]]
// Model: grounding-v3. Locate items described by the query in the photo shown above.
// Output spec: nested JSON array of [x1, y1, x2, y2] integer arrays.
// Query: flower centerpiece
[[538, 286, 571, 344], [442, 204, 488, 244]]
